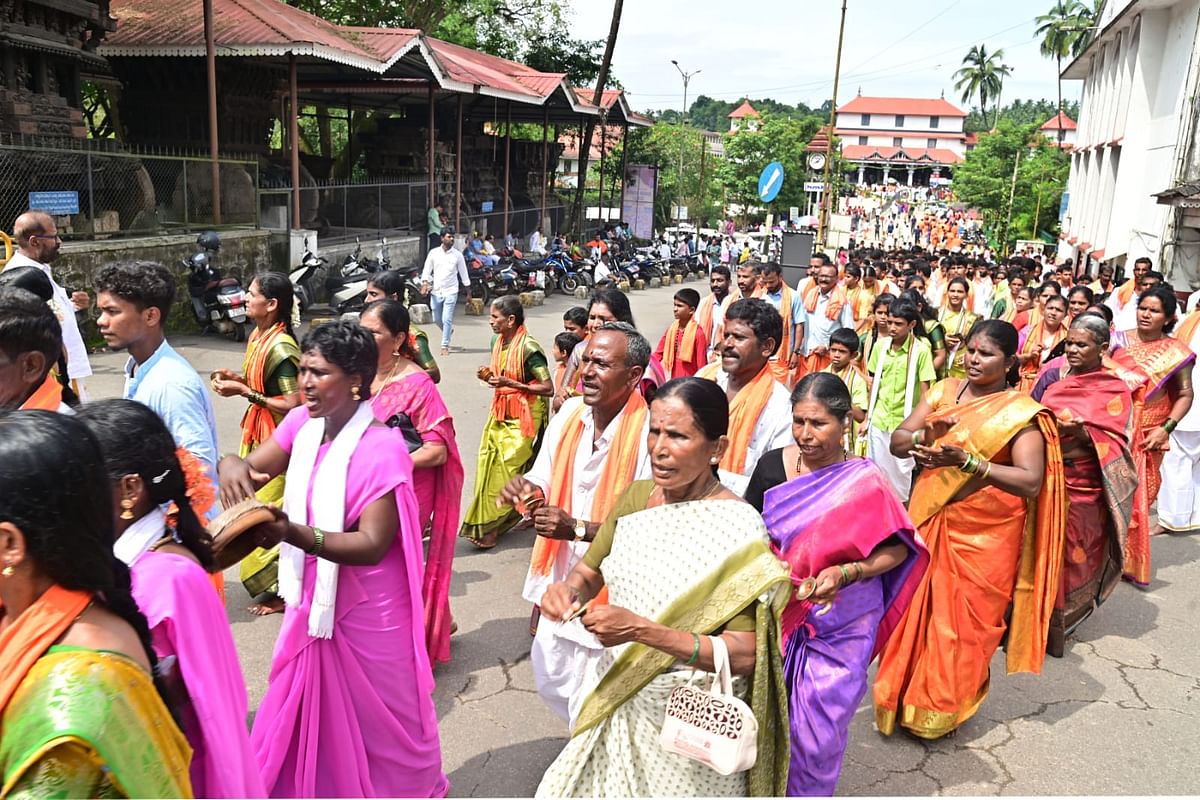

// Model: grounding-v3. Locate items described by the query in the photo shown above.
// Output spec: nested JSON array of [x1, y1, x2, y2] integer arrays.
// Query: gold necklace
[[795, 449, 847, 475]]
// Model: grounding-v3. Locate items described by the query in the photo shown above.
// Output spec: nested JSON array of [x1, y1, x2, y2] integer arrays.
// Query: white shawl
[[279, 401, 375, 639]]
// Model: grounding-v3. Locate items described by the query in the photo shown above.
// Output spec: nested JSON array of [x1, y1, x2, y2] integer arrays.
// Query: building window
[[930, 116, 939, 128], [861, 113, 871, 125], [895, 114, 905, 127], [893, 137, 902, 147], [927, 138, 937, 149], [858, 136, 868, 145]]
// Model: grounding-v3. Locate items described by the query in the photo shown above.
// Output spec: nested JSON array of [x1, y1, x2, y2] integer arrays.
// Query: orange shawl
[[490, 325, 538, 437], [698, 360, 777, 475], [1113, 278, 1137, 308], [1017, 320, 1066, 391], [0, 585, 92, 713], [19, 373, 63, 411], [847, 285, 875, 333], [803, 283, 848, 320], [529, 392, 647, 600], [660, 319, 699, 376], [240, 322, 293, 448], [1173, 309, 1200, 352], [906, 382, 1066, 674]]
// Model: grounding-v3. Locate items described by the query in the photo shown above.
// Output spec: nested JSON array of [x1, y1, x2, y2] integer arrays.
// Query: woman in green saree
[[0, 411, 192, 798], [536, 377, 791, 797], [210, 272, 301, 614]]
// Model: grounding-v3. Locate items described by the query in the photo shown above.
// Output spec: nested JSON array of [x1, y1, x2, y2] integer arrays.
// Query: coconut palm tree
[[1035, 0, 1101, 142], [954, 45, 1013, 131]]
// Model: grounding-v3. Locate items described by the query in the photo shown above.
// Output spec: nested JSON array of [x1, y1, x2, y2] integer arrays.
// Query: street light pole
[[817, 0, 848, 251], [672, 60, 700, 228]]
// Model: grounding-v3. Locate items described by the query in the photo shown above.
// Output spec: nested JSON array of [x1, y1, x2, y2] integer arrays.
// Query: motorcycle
[[288, 237, 327, 314], [327, 237, 388, 315], [184, 231, 249, 341], [541, 248, 592, 294]]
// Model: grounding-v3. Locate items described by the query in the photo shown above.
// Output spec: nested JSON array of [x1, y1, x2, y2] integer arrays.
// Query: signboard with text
[[29, 191, 79, 215], [621, 164, 657, 240]]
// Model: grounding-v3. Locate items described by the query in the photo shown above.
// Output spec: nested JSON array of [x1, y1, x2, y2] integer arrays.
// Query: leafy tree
[[715, 113, 821, 218], [953, 121, 1069, 250], [953, 44, 1012, 131], [1035, 0, 1098, 143], [964, 98, 1080, 132]]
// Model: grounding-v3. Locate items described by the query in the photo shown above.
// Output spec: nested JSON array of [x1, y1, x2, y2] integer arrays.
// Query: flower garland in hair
[[165, 446, 215, 528]]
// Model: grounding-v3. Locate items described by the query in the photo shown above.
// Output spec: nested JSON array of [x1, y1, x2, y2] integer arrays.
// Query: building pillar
[[906, 166, 914, 186], [882, 164, 891, 184], [289, 53, 300, 230], [857, 165, 865, 185]]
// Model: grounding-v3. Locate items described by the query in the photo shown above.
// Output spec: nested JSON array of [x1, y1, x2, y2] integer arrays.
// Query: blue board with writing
[[29, 191, 80, 215]]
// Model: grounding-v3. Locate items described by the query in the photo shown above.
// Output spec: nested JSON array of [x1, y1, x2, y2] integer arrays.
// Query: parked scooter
[[327, 237, 388, 314], [184, 231, 249, 341], [288, 236, 327, 314]]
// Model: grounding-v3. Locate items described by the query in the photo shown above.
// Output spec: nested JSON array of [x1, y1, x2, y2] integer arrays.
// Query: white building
[[1057, 0, 1200, 290], [834, 94, 969, 186], [728, 100, 761, 132]]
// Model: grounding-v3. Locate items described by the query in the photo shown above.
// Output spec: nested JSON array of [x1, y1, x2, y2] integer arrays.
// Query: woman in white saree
[[536, 377, 791, 798]]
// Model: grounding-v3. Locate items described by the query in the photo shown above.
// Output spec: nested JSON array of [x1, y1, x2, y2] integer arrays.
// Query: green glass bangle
[[1163, 418, 1178, 434], [838, 563, 853, 585], [685, 633, 701, 666], [307, 526, 325, 556]]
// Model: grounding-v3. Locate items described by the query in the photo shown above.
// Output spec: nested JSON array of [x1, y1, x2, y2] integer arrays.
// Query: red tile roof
[[838, 95, 966, 118], [425, 37, 558, 98], [729, 100, 761, 119], [1040, 111, 1077, 131], [841, 145, 963, 164], [964, 132, 979, 145]]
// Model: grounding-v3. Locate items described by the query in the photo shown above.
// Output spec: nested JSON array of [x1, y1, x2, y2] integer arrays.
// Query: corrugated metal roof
[[838, 96, 967, 118]]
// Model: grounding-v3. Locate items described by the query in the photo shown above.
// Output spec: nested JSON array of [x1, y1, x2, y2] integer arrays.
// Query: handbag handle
[[707, 635, 734, 697]]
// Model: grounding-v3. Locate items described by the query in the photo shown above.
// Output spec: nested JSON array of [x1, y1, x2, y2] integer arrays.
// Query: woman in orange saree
[[874, 320, 1066, 739], [1032, 314, 1137, 656], [1110, 285, 1195, 586]]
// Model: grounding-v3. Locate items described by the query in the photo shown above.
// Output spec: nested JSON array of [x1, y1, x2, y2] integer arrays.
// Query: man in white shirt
[[420, 229, 470, 355], [697, 298, 793, 495], [792, 263, 856, 375], [528, 226, 547, 256], [499, 323, 653, 724], [4, 211, 92, 399]]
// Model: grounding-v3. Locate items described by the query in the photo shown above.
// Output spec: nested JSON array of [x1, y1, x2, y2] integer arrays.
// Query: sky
[[567, 0, 1082, 117]]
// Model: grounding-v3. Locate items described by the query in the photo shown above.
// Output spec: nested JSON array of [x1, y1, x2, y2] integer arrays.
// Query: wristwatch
[[573, 519, 587, 542]]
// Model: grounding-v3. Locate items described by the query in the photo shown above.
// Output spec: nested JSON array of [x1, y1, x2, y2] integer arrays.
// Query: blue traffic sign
[[758, 162, 784, 203]]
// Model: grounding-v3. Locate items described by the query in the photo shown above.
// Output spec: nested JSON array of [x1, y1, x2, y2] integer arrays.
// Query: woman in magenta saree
[[747, 374, 927, 795], [219, 321, 447, 798], [362, 300, 465, 665]]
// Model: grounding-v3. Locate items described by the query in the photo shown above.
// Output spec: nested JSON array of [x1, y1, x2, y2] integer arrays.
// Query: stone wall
[[56, 229, 273, 338]]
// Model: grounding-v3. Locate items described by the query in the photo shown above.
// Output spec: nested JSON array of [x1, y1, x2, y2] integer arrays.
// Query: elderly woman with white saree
[[535, 377, 791, 798]]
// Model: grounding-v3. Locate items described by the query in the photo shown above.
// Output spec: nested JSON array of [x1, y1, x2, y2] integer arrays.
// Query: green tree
[[1035, 0, 1097, 143], [964, 98, 1080, 132], [600, 123, 723, 230], [953, 121, 1069, 251], [715, 113, 821, 220], [953, 44, 1013, 131]]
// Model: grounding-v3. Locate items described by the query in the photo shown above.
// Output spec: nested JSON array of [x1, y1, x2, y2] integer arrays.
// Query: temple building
[[834, 93, 968, 186]]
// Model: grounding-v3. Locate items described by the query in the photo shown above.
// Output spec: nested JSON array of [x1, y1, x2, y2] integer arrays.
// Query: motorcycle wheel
[[231, 321, 248, 343], [476, 281, 493, 306], [561, 274, 581, 293], [544, 274, 558, 296]]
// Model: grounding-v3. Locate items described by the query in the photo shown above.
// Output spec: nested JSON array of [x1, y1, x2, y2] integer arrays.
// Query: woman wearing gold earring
[[120, 497, 135, 520], [211, 272, 301, 616]]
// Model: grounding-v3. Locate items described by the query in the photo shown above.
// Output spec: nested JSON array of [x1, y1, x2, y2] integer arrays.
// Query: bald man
[[5, 211, 92, 396]]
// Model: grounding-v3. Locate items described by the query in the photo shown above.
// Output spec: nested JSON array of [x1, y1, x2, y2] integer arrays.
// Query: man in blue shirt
[[95, 261, 220, 517]]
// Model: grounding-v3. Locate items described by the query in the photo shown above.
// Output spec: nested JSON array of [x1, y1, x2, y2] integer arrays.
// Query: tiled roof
[[964, 132, 979, 145], [729, 100, 760, 119], [1040, 111, 1077, 131], [425, 36, 557, 99], [841, 145, 963, 164], [838, 95, 966, 118], [834, 129, 967, 140]]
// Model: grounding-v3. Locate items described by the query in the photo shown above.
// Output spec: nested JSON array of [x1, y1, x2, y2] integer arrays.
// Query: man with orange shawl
[[792, 262, 856, 379], [757, 263, 805, 385], [654, 288, 708, 378], [460, 296, 554, 548], [698, 298, 793, 496], [695, 265, 738, 361], [499, 323, 653, 724], [0, 286, 71, 413], [874, 320, 1066, 740]]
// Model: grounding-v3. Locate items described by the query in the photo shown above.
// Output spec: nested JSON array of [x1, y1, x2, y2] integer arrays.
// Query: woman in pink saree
[[361, 300, 464, 664], [219, 320, 447, 798], [79, 399, 264, 798], [747, 373, 927, 795]]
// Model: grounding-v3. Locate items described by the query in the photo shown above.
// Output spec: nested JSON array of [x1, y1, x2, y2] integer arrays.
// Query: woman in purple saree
[[746, 373, 928, 796]]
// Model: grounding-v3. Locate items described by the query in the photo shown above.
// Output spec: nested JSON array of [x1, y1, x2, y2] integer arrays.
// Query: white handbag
[[659, 635, 758, 775]]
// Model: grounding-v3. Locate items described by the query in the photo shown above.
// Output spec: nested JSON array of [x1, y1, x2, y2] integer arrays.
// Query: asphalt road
[[83, 279, 1200, 796]]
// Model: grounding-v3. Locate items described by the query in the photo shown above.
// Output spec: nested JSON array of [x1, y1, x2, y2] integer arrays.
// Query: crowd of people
[[1, 202, 1198, 798]]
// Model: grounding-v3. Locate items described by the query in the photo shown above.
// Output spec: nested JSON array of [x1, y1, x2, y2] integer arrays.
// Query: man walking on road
[[4, 210, 93, 398], [421, 229, 470, 355]]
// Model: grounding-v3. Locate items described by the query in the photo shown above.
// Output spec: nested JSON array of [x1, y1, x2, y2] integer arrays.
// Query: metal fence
[[0, 135, 260, 240]]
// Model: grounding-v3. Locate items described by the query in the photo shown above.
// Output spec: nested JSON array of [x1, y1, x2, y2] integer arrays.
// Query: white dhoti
[[531, 615, 603, 726], [1159, 429, 1200, 533], [868, 425, 914, 501]]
